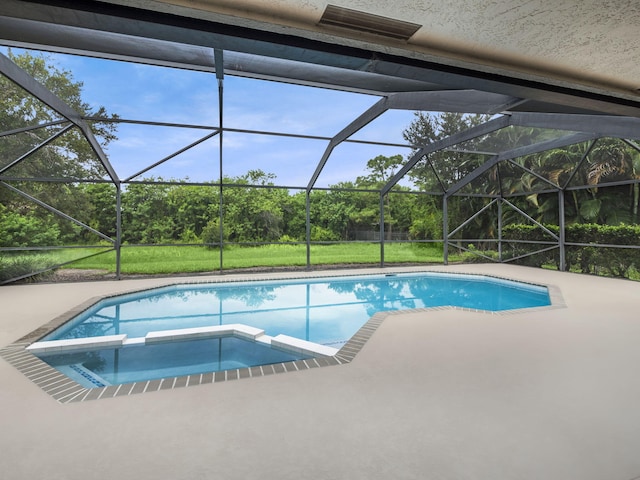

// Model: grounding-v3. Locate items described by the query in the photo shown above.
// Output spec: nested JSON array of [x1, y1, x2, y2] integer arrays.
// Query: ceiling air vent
[[318, 4, 421, 41]]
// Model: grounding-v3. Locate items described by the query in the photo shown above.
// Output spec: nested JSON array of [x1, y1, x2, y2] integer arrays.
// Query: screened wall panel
[[3, 39, 640, 284]]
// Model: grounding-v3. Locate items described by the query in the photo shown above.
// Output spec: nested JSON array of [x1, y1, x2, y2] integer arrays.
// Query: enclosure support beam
[[305, 191, 311, 270], [445, 132, 599, 199], [501, 198, 559, 240], [443, 195, 449, 265], [510, 112, 640, 140], [215, 48, 224, 273], [379, 194, 385, 267], [448, 198, 499, 238], [498, 199, 503, 262], [558, 189, 566, 271], [497, 132, 598, 163], [446, 157, 501, 197], [505, 159, 560, 190], [0, 52, 120, 184], [562, 139, 599, 190], [124, 131, 219, 182], [0, 123, 74, 176], [386, 90, 520, 114], [0, 181, 115, 243], [115, 183, 122, 280], [382, 115, 511, 196], [307, 97, 388, 192]]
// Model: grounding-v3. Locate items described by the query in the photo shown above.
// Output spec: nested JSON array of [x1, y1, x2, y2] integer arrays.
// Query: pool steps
[[26, 324, 340, 358], [145, 324, 264, 343], [271, 334, 339, 357], [25, 334, 127, 354]]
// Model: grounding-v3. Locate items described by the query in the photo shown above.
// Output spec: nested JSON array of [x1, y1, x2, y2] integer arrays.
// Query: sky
[[2, 47, 419, 189]]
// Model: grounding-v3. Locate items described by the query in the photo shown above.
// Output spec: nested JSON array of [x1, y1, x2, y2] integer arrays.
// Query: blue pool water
[[35, 272, 550, 387], [40, 337, 310, 387], [43, 272, 550, 345]]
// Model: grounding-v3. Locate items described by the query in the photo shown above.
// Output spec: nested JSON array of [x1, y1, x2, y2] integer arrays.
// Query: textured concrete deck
[[1, 264, 640, 480]]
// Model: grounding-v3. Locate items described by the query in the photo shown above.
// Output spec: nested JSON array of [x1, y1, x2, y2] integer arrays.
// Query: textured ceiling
[[150, 0, 640, 97], [1, 0, 640, 117]]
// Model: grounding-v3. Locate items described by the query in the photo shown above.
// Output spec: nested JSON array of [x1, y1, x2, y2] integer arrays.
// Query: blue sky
[[4, 47, 418, 188]]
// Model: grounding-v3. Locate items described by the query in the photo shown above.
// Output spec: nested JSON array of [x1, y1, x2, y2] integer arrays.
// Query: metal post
[[115, 182, 122, 279], [306, 191, 311, 270], [305, 283, 311, 341], [218, 146, 223, 273], [379, 193, 385, 267], [443, 195, 449, 265], [497, 198, 503, 262], [558, 189, 566, 271], [216, 51, 224, 273]]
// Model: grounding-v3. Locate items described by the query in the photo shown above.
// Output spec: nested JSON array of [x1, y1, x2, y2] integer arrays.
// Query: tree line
[[2, 50, 640, 251], [0, 165, 438, 247]]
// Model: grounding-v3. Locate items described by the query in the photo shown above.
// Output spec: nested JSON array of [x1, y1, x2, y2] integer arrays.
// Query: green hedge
[[502, 223, 640, 278]]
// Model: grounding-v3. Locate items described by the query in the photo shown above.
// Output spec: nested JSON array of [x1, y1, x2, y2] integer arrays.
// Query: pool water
[[34, 272, 550, 387], [43, 272, 550, 345], [40, 337, 310, 387]]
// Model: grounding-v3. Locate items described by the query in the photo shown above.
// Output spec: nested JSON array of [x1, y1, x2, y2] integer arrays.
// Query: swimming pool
[[29, 272, 551, 389]]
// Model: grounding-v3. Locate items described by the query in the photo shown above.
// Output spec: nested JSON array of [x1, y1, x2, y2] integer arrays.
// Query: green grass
[[63, 243, 450, 275], [0, 247, 113, 283]]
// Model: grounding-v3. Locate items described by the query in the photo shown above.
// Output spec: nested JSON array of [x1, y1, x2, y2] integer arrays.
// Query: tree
[[356, 154, 403, 185], [402, 112, 494, 243], [0, 203, 60, 247], [281, 191, 307, 241], [80, 183, 118, 239], [167, 183, 217, 242], [586, 139, 640, 224], [1, 50, 118, 180], [514, 138, 640, 226], [1, 50, 118, 246], [403, 112, 492, 191], [121, 180, 175, 244], [355, 155, 410, 240], [307, 184, 359, 241], [202, 170, 289, 244]]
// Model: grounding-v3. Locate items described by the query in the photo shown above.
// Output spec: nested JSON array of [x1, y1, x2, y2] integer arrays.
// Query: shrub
[[502, 223, 640, 278], [0, 207, 61, 247], [0, 254, 56, 283], [278, 235, 299, 243], [201, 218, 223, 247], [310, 226, 340, 242]]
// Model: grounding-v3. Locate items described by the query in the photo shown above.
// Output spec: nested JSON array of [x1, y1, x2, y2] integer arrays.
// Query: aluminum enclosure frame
[[2, 1, 640, 283]]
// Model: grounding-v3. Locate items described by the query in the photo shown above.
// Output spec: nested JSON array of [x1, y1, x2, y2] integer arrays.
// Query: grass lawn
[[62, 242, 449, 274]]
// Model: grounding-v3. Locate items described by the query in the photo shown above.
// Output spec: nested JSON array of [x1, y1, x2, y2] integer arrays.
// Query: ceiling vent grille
[[318, 5, 421, 41]]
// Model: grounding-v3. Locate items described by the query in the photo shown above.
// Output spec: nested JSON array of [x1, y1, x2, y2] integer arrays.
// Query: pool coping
[[0, 271, 565, 403]]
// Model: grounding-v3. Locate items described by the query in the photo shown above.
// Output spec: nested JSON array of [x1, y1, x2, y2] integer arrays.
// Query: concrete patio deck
[[1, 264, 639, 480]]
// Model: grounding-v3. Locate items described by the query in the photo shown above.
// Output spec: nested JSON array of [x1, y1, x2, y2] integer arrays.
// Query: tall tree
[[356, 154, 407, 239], [402, 112, 493, 242], [403, 112, 492, 192], [1, 50, 118, 180], [1, 50, 118, 246]]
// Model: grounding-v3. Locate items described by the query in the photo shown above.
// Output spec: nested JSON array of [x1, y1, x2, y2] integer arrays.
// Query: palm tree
[[586, 139, 640, 223]]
